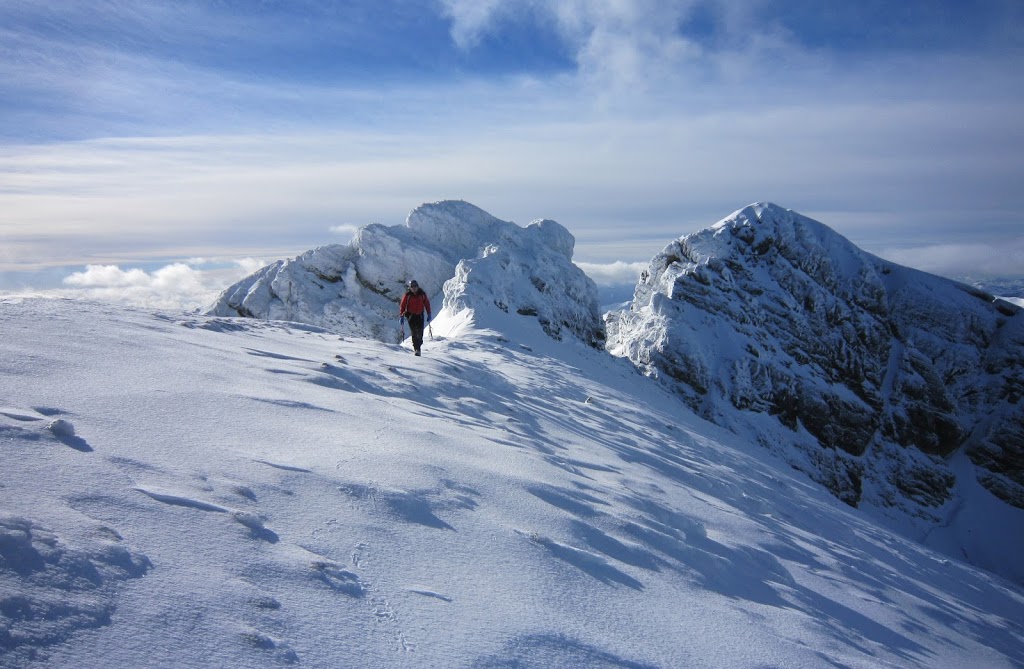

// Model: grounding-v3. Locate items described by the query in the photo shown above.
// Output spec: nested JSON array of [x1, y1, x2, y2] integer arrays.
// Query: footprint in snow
[[311, 559, 365, 598], [249, 595, 282, 610], [232, 484, 258, 502], [239, 629, 300, 664], [107, 455, 163, 473]]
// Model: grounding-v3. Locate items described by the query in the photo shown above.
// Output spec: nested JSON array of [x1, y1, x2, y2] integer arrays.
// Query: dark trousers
[[407, 313, 425, 352]]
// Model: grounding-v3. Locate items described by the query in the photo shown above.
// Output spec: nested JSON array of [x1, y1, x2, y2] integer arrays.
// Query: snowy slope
[[606, 203, 1024, 584], [2, 297, 1024, 669]]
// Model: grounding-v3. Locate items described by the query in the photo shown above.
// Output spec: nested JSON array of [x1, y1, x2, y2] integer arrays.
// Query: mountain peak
[[404, 200, 505, 250], [712, 201, 790, 227], [608, 205, 1024, 582], [705, 202, 868, 272]]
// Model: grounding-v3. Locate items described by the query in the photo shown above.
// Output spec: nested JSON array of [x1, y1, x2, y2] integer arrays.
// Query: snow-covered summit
[[206, 200, 602, 346], [607, 203, 1024, 581]]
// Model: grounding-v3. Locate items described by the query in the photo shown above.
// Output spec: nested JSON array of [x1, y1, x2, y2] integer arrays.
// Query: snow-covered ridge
[[607, 203, 1024, 579], [207, 200, 603, 347], [3, 298, 1023, 667], [206, 199, 1020, 584]]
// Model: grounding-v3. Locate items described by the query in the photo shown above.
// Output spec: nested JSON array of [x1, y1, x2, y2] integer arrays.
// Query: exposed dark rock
[[608, 203, 1024, 516]]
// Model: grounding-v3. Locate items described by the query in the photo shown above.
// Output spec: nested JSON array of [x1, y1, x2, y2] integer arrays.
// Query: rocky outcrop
[[607, 203, 1024, 517], [442, 218, 604, 347], [207, 200, 603, 347]]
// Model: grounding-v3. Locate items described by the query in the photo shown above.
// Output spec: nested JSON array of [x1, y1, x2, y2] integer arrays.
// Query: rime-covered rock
[[442, 218, 603, 346], [607, 203, 1024, 528], [207, 200, 602, 346]]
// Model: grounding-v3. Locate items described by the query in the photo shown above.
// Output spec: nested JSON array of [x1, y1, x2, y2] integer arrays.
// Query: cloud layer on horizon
[[2, 0, 1023, 290], [34, 258, 269, 310]]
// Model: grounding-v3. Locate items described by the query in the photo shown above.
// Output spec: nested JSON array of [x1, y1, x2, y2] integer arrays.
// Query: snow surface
[[2, 296, 1023, 668]]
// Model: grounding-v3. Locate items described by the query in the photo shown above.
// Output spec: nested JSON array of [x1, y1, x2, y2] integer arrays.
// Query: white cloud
[[576, 260, 648, 286], [437, 0, 505, 49], [63, 265, 152, 288], [438, 0, 706, 96], [436, 0, 812, 100], [559, 1, 710, 91], [50, 260, 259, 310], [2, 2, 1022, 286], [234, 257, 272, 276], [876, 238, 1024, 279], [329, 224, 360, 240], [3, 86, 1022, 278]]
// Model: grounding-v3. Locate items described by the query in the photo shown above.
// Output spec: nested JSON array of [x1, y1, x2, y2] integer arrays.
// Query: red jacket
[[400, 290, 431, 317]]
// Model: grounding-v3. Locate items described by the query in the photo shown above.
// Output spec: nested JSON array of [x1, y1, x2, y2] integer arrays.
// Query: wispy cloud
[[439, 0, 706, 93], [4, 77, 1020, 270], [437, 0, 505, 49], [877, 238, 1024, 279], [2, 0, 1023, 305], [329, 224, 361, 241]]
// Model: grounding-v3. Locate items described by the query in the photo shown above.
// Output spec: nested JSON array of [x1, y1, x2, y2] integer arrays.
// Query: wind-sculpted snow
[[207, 200, 602, 346], [2, 298, 1023, 667], [0, 513, 151, 664], [607, 203, 1024, 579]]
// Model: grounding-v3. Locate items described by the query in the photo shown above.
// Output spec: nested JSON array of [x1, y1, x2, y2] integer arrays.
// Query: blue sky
[[2, 0, 1023, 304]]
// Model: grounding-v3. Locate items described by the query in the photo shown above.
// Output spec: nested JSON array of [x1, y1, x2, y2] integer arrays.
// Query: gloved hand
[[426, 313, 432, 322]]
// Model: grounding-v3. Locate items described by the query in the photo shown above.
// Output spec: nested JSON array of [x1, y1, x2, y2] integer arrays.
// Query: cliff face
[[607, 203, 1024, 519]]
